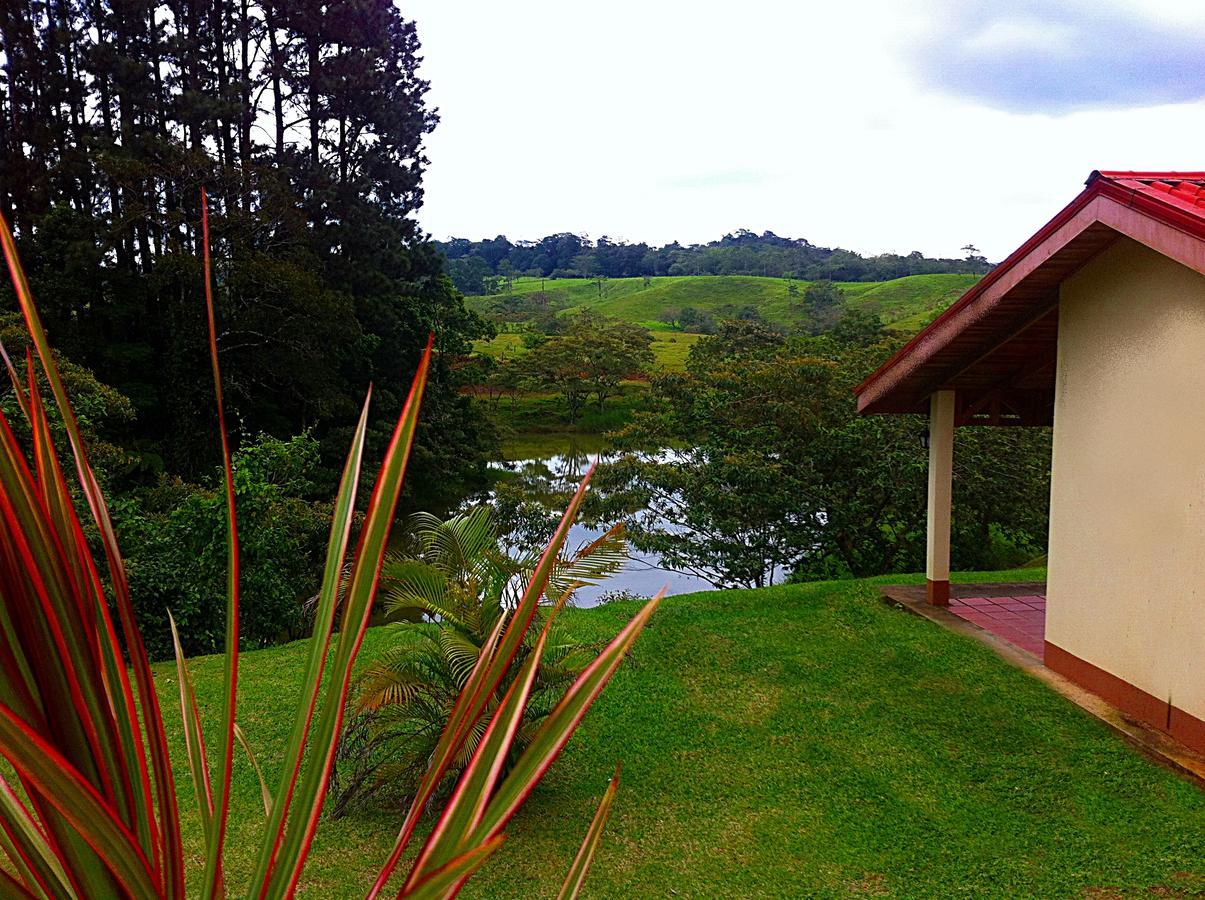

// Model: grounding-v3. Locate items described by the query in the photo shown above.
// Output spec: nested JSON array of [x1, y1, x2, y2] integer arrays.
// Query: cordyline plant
[[0, 192, 660, 898]]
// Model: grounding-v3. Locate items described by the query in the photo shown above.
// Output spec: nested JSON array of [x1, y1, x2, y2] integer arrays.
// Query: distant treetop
[[437, 229, 993, 295]]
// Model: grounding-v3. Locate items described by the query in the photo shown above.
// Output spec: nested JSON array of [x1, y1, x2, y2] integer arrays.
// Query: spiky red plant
[[0, 193, 657, 899]]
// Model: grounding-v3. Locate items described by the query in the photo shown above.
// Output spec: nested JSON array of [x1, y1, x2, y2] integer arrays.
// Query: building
[[856, 171, 1205, 754]]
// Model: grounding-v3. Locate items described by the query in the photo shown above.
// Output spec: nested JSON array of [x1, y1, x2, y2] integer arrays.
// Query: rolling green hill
[[469, 273, 980, 371], [467, 273, 979, 331], [839, 273, 981, 331]]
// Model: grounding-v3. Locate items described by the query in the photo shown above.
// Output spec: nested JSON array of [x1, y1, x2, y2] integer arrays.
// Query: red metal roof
[[855, 171, 1205, 422]]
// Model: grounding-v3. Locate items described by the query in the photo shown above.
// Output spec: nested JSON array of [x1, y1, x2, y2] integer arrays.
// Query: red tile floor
[[947, 593, 1047, 658]]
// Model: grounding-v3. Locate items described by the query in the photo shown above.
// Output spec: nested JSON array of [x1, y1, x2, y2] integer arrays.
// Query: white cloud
[[960, 18, 1076, 56]]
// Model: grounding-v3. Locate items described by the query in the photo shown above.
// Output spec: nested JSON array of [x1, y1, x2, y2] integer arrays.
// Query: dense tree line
[[0, 1, 497, 655], [438, 229, 992, 294], [594, 321, 1050, 588], [0, 0, 492, 500]]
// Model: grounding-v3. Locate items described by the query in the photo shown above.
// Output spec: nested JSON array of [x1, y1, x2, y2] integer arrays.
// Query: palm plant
[[329, 508, 627, 816], [0, 194, 660, 898]]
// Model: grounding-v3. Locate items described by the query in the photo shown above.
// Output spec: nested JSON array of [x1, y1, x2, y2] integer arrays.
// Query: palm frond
[[355, 639, 445, 713], [342, 502, 641, 863], [381, 558, 458, 621], [545, 524, 629, 602], [356, 672, 431, 714], [438, 628, 486, 688], [409, 506, 498, 583]]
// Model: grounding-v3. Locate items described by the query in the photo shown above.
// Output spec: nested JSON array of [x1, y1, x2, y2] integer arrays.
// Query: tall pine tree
[[0, 0, 492, 501]]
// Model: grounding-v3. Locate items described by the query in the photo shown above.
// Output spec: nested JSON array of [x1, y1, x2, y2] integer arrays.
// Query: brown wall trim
[[926, 579, 950, 606], [1045, 642, 1205, 755], [1170, 707, 1205, 756]]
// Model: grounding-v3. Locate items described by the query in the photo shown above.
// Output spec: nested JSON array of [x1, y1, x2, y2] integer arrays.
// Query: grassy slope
[[163, 572, 1205, 898], [470, 274, 978, 372], [468, 273, 980, 330], [842, 273, 981, 332], [575, 275, 802, 324]]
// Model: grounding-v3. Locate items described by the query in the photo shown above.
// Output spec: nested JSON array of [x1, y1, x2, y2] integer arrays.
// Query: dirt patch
[[848, 872, 889, 895]]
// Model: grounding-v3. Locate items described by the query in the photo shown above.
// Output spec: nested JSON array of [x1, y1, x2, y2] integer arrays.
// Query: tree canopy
[[518, 311, 654, 421], [439, 229, 993, 292], [595, 329, 1051, 588], [0, 0, 492, 503]]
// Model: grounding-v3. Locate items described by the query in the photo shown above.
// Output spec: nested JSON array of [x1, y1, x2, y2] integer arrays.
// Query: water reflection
[[475, 438, 715, 607]]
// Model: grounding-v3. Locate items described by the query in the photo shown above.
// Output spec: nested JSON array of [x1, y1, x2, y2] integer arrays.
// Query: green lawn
[[467, 273, 981, 334], [163, 572, 1204, 897], [648, 329, 704, 370], [473, 330, 525, 361], [474, 329, 703, 373]]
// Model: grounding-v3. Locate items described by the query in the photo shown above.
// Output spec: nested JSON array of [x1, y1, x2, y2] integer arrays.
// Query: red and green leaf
[[249, 390, 373, 895], [0, 198, 655, 900], [169, 614, 214, 835], [0, 775, 73, 900], [0, 705, 158, 897], [403, 632, 548, 888], [198, 186, 239, 899], [557, 767, 620, 900], [0, 210, 184, 895], [263, 336, 434, 899], [370, 467, 600, 897], [474, 591, 662, 843]]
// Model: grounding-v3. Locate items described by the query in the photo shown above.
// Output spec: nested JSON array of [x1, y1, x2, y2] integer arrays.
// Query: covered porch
[[872, 335, 1054, 657], [881, 582, 1047, 659]]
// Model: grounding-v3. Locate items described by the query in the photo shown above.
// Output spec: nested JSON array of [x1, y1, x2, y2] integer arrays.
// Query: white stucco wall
[[1047, 237, 1205, 724]]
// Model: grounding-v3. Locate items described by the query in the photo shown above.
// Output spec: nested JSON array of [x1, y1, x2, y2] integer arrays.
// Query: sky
[[405, 0, 1205, 261]]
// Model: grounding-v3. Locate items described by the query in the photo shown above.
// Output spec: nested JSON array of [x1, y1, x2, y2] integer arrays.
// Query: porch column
[[926, 390, 955, 606]]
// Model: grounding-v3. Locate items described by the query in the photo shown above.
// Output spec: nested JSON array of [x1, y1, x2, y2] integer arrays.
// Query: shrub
[[117, 432, 332, 658], [0, 310, 138, 483], [597, 588, 650, 604]]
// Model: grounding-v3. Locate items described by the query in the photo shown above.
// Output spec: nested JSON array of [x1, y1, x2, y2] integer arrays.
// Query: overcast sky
[[405, 0, 1205, 261]]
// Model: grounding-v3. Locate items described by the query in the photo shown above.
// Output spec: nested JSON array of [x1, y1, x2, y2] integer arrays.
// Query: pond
[[484, 434, 716, 607]]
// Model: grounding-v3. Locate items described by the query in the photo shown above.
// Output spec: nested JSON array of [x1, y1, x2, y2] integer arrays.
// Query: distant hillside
[[439, 230, 991, 295], [466, 273, 979, 333], [836, 274, 981, 331]]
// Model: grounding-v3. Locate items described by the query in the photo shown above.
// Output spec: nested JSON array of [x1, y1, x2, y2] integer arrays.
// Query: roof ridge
[[1091, 170, 1205, 184]]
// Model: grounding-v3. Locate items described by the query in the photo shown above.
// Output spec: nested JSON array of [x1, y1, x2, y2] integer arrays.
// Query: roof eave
[[854, 180, 1103, 412], [855, 172, 1205, 416]]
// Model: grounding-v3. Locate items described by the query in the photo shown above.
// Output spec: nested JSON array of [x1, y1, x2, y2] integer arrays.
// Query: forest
[[438, 229, 993, 295], [0, 0, 493, 657], [0, 0, 491, 488]]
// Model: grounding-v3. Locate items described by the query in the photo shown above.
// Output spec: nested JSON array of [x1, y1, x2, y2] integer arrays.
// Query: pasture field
[[466, 272, 980, 333], [473, 328, 704, 372]]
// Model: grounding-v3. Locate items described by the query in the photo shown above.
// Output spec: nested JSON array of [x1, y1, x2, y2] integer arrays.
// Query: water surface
[[487, 437, 715, 606]]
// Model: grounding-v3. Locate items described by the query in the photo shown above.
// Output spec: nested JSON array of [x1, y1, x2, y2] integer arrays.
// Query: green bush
[[117, 432, 333, 658]]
